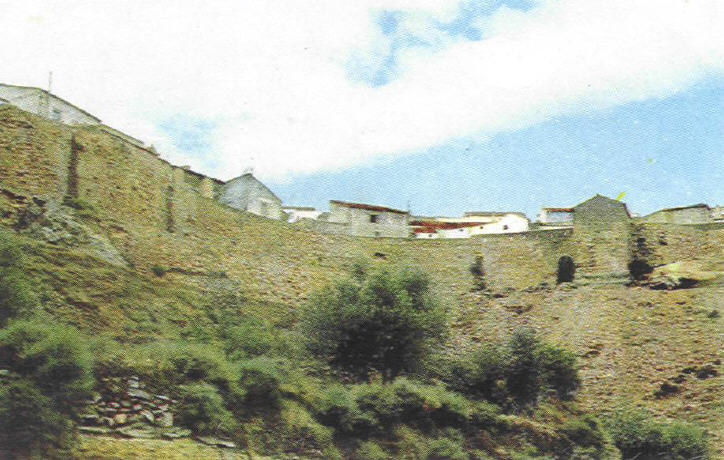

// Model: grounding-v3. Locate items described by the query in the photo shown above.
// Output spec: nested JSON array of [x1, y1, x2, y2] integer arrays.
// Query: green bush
[[315, 384, 375, 435], [224, 320, 275, 360], [126, 342, 234, 389], [0, 320, 93, 415], [279, 400, 340, 459], [505, 328, 542, 407], [150, 264, 167, 277], [175, 383, 236, 435], [237, 357, 284, 408], [301, 267, 448, 381], [0, 380, 73, 458], [537, 344, 581, 400], [447, 329, 580, 410], [356, 440, 389, 460], [448, 345, 507, 404], [606, 409, 709, 460], [560, 415, 605, 450], [0, 242, 38, 326]]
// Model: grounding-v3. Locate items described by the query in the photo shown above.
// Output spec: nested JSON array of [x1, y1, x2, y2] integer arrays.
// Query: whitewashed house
[[219, 173, 283, 220], [411, 212, 529, 239], [283, 206, 323, 223], [0, 83, 101, 125], [0, 83, 146, 149]]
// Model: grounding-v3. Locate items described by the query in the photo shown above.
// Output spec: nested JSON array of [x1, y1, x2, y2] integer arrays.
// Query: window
[[260, 201, 269, 216], [51, 108, 62, 121], [503, 225, 509, 230], [369, 214, 379, 223]]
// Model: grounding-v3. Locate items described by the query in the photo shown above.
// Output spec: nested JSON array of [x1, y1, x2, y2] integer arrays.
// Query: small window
[[51, 109, 62, 121], [503, 225, 509, 230], [370, 214, 379, 223]]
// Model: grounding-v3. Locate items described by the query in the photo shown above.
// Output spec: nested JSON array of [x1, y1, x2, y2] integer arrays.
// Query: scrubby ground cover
[[0, 224, 718, 459]]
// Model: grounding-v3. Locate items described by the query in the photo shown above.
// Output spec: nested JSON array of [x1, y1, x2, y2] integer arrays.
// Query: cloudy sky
[[2, 0, 723, 217]]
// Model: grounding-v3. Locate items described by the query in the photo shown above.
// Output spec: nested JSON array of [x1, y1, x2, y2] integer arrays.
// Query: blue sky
[[269, 77, 724, 218], [4, 0, 723, 219]]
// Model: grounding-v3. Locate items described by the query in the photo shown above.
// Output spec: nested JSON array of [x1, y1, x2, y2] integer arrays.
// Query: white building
[[219, 173, 284, 220], [411, 212, 529, 239], [0, 83, 101, 125], [0, 83, 146, 149], [283, 206, 323, 223]]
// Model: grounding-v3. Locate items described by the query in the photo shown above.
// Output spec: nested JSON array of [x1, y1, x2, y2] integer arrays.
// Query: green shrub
[[448, 345, 507, 404], [0, 320, 93, 415], [0, 379, 73, 458], [356, 440, 389, 460], [560, 415, 605, 450], [315, 384, 375, 435], [469, 401, 506, 431], [224, 320, 275, 360], [279, 400, 340, 458], [175, 383, 236, 435], [537, 344, 581, 400], [448, 329, 580, 410], [506, 328, 542, 407], [0, 242, 38, 326], [127, 342, 234, 389], [150, 264, 167, 277], [395, 426, 467, 460], [301, 267, 448, 381], [606, 409, 709, 460], [237, 357, 284, 409]]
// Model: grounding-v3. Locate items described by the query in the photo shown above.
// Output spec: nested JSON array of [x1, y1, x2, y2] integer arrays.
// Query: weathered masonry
[[1, 105, 723, 306]]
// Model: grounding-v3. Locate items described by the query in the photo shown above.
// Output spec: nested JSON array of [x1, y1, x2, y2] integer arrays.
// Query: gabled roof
[[574, 194, 632, 217], [224, 173, 281, 203], [0, 83, 101, 123], [330, 200, 408, 215], [653, 203, 711, 213]]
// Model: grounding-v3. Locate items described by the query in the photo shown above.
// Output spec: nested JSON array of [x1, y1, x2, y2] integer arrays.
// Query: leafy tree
[[0, 320, 93, 415], [302, 267, 447, 381], [0, 380, 73, 458]]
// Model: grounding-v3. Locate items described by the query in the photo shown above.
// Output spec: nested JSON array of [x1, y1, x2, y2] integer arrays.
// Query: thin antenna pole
[[48, 71, 53, 93]]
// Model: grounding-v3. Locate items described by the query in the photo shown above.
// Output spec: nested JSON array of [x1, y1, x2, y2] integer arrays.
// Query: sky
[[1, 0, 723, 218]]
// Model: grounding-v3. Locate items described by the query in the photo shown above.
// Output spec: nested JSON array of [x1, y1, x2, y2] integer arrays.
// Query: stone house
[[219, 173, 283, 220], [572, 194, 632, 276], [643, 204, 712, 224], [327, 200, 409, 238]]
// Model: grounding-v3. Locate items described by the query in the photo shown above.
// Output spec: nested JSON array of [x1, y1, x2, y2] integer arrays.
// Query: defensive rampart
[[1, 106, 723, 307]]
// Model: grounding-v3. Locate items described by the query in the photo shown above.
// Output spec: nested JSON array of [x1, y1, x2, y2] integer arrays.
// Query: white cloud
[[1, 0, 723, 181]]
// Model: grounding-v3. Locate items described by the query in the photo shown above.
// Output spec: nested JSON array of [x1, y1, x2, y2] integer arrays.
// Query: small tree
[[302, 267, 447, 381]]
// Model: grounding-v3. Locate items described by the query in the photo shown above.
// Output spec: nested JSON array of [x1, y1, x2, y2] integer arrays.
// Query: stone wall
[[1, 106, 722, 308]]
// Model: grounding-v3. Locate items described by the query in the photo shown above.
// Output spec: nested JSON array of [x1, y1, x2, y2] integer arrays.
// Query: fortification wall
[[1, 106, 721, 308]]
